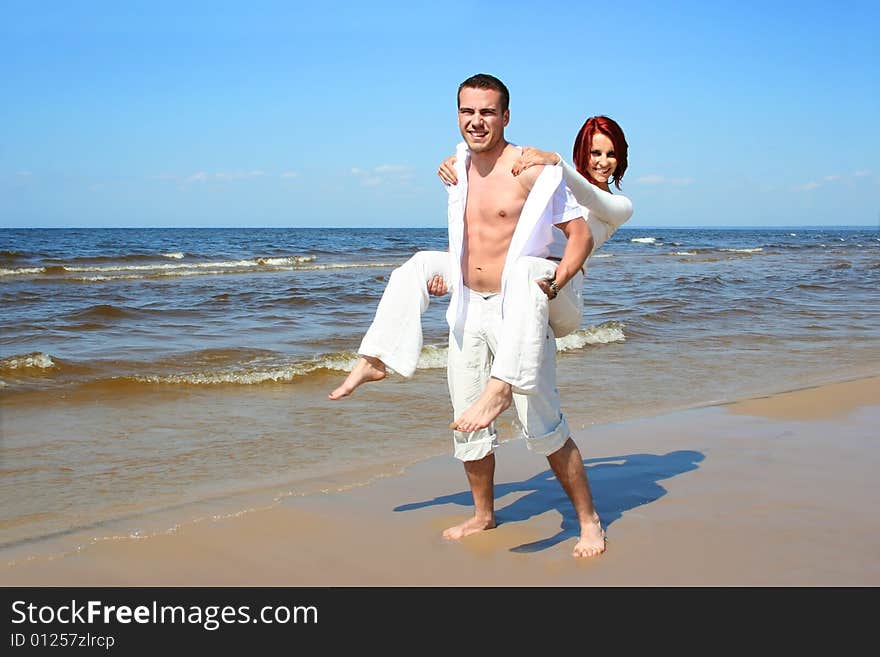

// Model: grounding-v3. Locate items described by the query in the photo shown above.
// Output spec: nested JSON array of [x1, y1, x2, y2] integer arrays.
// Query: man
[[442, 74, 605, 558]]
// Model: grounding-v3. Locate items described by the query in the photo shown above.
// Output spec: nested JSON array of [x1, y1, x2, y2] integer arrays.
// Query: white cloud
[[188, 172, 209, 183], [9, 170, 33, 187], [795, 170, 872, 192], [635, 174, 694, 186], [374, 164, 409, 174], [351, 163, 414, 187], [280, 171, 299, 179], [157, 170, 267, 185], [215, 170, 264, 181]]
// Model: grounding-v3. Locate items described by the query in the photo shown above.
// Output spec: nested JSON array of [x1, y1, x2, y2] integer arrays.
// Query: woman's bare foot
[[572, 517, 606, 558], [449, 378, 512, 432], [328, 356, 387, 400], [442, 515, 496, 540]]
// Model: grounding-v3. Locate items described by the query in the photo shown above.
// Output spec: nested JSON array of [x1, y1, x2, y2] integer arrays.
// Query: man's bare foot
[[328, 356, 387, 400], [572, 517, 606, 558], [442, 515, 496, 540], [449, 378, 512, 432]]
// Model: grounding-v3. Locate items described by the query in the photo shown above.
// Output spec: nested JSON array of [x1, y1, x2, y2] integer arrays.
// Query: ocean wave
[[63, 259, 262, 273], [0, 352, 56, 371], [661, 246, 767, 258], [0, 249, 27, 258], [662, 247, 714, 256], [47, 253, 191, 265], [0, 258, 397, 281], [44, 327, 625, 390], [630, 237, 657, 244], [415, 345, 448, 370], [674, 274, 725, 287], [0, 354, 103, 384], [254, 256, 316, 266], [556, 321, 626, 351], [297, 263, 397, 271], [0, 249, 28, 266], [131, 353, 361, 385], [0, 267, 45, 276], [128, 344, 435, 385], [65, 304, 143, 321]]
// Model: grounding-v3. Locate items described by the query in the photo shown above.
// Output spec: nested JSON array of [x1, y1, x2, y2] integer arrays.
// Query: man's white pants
[[358, 251, 583, 391], [492, 256, 583, 393], [448, 289, 571, 462]]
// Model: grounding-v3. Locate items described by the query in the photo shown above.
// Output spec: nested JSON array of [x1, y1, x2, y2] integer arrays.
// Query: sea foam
[[556, 321, 626, 352], [0, 352, 56, 370]]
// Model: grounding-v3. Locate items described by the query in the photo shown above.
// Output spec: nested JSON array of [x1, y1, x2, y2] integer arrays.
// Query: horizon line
[[2, 224, 877, 231]]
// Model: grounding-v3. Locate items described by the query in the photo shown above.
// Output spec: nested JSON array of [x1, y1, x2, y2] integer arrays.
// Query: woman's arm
[[513, 147, 632, 253], [513, 147, 632, 224], [557, 157, 632, 225]]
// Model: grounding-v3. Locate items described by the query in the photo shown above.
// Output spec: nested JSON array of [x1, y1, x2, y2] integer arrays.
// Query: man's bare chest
[[464, 177, 527, 227]]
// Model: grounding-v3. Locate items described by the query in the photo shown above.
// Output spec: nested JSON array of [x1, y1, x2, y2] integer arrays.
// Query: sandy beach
[[4, 375, 877, 587]]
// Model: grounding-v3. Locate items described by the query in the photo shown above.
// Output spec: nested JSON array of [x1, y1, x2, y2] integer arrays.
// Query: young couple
[[330, 74, 632, 558]]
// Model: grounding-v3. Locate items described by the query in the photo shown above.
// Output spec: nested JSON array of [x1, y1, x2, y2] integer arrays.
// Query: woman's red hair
[[572, 115, 628, 190]]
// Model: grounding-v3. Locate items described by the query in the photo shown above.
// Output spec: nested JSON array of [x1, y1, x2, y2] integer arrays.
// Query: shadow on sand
[[394, 450, 705, 553]]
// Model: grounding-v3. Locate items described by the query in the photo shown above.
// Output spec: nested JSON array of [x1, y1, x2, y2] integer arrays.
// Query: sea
[[2, 226, 878, 563]]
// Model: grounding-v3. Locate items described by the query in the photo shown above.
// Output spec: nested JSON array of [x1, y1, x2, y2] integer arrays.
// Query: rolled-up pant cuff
[[453, 432, 499, 462], [522, 417, 570, 456]]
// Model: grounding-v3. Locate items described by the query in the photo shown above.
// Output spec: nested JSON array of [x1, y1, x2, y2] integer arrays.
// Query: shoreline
[[3, 368, 875, 565], [3, 374, 878, 586]]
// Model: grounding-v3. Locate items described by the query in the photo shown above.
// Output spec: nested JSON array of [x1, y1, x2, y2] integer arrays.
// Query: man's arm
[[542, 217, 592, 296], [514, 163, 590, 297], [538, 181, 592, 298]]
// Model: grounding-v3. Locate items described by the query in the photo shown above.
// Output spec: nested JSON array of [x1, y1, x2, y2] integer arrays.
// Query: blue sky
[[1, 1, 877, 228]]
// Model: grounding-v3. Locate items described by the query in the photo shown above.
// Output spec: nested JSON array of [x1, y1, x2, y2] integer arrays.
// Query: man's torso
[[462, 144, 542, 293]]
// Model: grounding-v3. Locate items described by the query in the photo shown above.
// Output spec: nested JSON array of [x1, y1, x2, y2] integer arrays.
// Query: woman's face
[[588, 132, 617, 184]]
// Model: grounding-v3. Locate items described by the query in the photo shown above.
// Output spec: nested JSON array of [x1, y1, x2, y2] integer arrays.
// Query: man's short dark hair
[[458, 73, 510, 113]]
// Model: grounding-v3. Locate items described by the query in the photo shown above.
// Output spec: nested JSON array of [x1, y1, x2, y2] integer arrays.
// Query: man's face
[[457, 87, 509, 153]]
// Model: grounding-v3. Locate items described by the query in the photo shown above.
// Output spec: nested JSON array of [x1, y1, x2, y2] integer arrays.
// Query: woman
[[328, 116, 632, 414]]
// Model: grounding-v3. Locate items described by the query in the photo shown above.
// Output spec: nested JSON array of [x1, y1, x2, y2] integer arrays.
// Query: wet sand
[[3, 376, 878, 586]]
